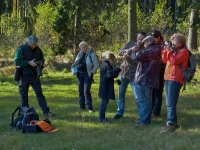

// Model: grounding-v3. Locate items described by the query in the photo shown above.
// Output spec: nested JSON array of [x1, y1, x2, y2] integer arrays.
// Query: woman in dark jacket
[[98, 52, 121, 123]]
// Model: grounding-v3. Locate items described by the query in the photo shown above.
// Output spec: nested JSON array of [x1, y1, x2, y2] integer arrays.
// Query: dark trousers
[[19, 75, 49, 114], [151, 71, 164, 116], [77, 72, 93, 110], [99, 99, 109, 119]]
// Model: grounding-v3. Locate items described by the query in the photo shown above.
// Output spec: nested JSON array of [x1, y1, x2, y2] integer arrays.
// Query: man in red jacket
[[160, 33, 189, 133]]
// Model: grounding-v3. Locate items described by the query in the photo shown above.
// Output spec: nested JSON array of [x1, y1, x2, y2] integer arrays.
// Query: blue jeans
[[116, 76, 138, 116], [99, 99, 109, 119], [77, 72, 93, 110], [135, 84, 152, 125], [164, 80, 182, 126], [19, 75, 49, 114]]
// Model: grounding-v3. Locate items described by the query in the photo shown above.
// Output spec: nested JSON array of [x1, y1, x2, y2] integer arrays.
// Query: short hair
[[137, 32, 146, 36], [26, 35, 38, 44], [79, 41, 89, 48], [170, 33, 186, 46], [105, 52, 117, 63]]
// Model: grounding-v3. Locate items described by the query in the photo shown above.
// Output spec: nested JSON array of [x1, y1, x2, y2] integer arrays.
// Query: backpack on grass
[[180, 50, 196, 91], [10, 106, 39, 131]]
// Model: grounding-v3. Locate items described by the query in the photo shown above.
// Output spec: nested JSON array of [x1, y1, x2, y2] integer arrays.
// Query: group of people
[[71, 30, 189, 133], [14, 30, 189, 134]]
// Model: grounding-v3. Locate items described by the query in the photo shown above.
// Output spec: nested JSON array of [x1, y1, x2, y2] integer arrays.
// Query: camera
[[163, 41, 172, 47], [34, 61, 43, 78]]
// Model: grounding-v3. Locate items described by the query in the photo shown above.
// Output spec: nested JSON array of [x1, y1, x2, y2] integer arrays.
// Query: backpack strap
[[10, 106, 21, 128]]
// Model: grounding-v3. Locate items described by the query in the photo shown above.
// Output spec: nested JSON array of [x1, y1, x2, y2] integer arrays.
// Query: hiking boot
[[89, 109, 95, 113], [99, 118, 110, 123], [44, 112, 55, 117], [113, 114, 122, 119], [160, 125, 176, 133]]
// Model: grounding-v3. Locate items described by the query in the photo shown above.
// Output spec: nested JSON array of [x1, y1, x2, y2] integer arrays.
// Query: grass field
[[1, 68, 200, 150]]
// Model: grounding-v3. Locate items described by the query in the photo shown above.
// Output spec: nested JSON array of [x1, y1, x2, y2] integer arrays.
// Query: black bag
[[10, 106, 39, 131], [14, 67, 21, 81]]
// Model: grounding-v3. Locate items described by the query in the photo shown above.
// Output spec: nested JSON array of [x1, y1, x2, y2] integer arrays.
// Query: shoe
[[151, 114, 159, 118], [99, 118, 110, 123], [135, 122, 148, 126], [113, 114, 122, 119], [135, 119, 140, 124], [44, 112, 55, 117], [89, 110, 94, 113], [160, 125, 176, 133], [79, 108, 85, 111]]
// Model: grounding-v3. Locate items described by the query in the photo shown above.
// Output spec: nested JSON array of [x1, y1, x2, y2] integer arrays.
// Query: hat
[[142, 36, 155, 43]]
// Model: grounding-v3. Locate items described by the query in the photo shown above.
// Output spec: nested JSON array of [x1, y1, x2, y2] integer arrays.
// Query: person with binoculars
[[14, 35, 55, 117]]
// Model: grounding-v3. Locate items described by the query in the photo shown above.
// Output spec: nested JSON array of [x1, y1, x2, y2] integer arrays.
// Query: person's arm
[[168, 48, 189, 67], [106, 66, 121, 79], [14, 47, 28, 67], [118, 41, 136, 56], [38, 47, 45, 65], [91, 52, 99, 74]]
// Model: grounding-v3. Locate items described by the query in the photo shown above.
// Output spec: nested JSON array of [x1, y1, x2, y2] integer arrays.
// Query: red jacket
[[162, 47, 189, 85]]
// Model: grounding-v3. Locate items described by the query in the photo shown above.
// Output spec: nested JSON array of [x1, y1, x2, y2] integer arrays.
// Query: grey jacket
[[71, 48, 99, 77], [118, 41, 138, 79]]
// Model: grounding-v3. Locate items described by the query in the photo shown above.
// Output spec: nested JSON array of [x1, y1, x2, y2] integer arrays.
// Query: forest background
[[0, 0, 200, 73]]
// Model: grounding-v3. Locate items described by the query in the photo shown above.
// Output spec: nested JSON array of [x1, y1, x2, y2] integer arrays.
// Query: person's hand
[[131, 45, 140, 52], [164, 41, 172, 50], [123, 52, 128, 58], [28, 59, 37, 67]]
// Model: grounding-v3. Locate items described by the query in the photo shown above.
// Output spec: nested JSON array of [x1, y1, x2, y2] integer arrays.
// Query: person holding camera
[[113, 32, 146, 120], [133, 36, 162, 125], [14, 35, 55, 116], [160, 34, 189, 133], [98, 52, 121, 123], [71, 41, 99, 112]]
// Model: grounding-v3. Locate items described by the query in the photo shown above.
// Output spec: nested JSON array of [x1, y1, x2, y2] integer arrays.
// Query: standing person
[[133, 36, 162, 125], [98, 52, 121, 123], [113, 32, 146, 119], [14, 35, 55, 116], [149, 29, 165, 118], [160, 34, 189, 133], [71, 41, 99, 113]]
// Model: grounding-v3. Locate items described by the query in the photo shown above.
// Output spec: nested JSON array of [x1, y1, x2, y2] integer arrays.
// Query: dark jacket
[[118, 41, 138, 79], [14, 43, 44, 76], [134, 43, 162, 89], [98, 60, 121, 100]]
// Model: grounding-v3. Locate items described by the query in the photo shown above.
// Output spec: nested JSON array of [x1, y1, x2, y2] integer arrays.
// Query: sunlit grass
[[1, 71, 200, 150]]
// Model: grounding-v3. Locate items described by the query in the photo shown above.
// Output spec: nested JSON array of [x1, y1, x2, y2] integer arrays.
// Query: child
[[98, 52, 121, 123]]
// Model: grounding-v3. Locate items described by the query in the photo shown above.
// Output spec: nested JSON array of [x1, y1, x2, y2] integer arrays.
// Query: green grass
[[1, 70, 200, 150]]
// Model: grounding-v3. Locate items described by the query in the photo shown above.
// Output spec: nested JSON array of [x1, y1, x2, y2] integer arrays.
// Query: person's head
[[105, 52, 117, 66], [170, 33, 186, 50], [137, 32, 146, 45], [79, 41, 90, 53], [149, 29, 164, 44], [27, 35, 38, 49], [141, 36, 155, 48]]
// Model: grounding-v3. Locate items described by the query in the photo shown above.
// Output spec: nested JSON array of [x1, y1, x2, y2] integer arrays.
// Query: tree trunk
[[128, 0, 137, 41], [188, 8, 199, 51]]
